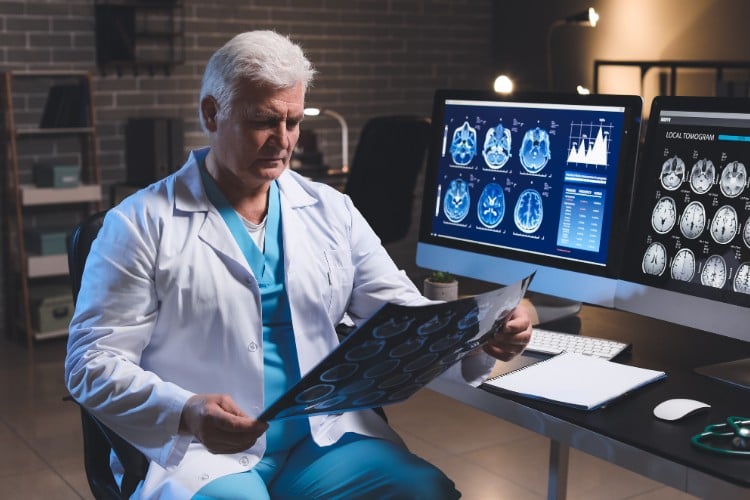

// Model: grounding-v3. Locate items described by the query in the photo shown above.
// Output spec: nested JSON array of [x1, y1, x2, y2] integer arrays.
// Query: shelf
[[21, 184, 102, 206], [27, 254, 69, 278], [16, 127, 95, 136], [2, 70, 101, 349], [33, 328, 69, 340]]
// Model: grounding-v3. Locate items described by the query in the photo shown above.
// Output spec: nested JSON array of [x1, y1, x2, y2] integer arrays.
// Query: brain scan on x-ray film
[[660, 155, 686, 191], [443, 178, 471, 222], [477, 182, 505, 228], [482, 123, 512, 169], [733, 262, 750, 294], [719, 160, 747, 198], [513, 188, 543, 233], [449, 121, 477, 166], [519, 127, 551, 173], [689, 158, 716, 194]]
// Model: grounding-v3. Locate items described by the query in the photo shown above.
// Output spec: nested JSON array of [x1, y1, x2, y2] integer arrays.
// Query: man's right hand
[[179, 394, 268, 454]]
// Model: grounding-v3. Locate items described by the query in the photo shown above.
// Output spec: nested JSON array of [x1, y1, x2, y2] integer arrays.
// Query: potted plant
[[423, 271, 458, 301]]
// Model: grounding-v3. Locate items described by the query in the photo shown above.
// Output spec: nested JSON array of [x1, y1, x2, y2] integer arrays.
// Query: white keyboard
[[527, 328, 630, 360]]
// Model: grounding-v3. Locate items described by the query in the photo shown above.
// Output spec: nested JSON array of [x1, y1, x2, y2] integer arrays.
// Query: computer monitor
[[416, 90, 643, 308], [615, 96, 750, 389]]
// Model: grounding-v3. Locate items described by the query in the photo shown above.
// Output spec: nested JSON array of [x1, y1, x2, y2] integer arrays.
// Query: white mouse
[[653, 398, 711, 421]]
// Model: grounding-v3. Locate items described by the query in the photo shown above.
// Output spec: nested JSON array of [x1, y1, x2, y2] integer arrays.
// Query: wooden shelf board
[[21, 184, 101, 206], [27, 254, 69, 278]]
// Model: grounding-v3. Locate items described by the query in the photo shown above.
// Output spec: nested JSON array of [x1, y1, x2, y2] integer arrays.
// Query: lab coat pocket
[[323, 249, 354, 317]]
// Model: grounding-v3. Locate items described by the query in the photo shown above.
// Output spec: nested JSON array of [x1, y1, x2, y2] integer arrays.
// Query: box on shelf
[[24, 228, 68, 255], [29, 285, 74, 333], [33, 163, 81, 188]]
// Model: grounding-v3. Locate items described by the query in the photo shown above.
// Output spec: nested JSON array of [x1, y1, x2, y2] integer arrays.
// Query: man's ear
[[201, 96, 219, 132]]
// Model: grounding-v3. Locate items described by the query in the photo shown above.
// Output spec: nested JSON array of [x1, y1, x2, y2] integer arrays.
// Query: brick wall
[[0, 0, 495, 337]]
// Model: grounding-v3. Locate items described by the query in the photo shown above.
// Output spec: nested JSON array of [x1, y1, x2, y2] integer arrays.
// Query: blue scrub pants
[[193, 433, 460, 499]]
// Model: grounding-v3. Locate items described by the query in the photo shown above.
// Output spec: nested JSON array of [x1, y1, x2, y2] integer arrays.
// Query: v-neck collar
[[199, 165, 280, 282]]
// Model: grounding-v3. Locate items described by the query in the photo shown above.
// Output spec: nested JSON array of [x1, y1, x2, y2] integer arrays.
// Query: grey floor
[[0, 183, 697, 499], [0, 336, 697, 500]]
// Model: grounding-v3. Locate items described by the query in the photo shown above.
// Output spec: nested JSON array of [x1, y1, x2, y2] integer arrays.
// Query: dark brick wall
[[0, 0, 495, 336]]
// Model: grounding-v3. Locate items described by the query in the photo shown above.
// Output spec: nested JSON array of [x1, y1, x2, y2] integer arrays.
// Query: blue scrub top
[[200, 167, 310, 452]]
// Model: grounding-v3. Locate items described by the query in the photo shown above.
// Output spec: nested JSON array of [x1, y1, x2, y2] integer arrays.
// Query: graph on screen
[[567, 119, 614, 167]]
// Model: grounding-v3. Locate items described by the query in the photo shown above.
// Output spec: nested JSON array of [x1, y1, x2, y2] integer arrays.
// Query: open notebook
[[483, 352, 666, 410]]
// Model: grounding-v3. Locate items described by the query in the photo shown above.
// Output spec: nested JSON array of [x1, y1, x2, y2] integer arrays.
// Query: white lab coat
[[65, 147, 496, 499]]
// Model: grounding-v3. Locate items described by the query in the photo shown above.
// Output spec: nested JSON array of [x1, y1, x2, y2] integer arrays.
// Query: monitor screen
[[616, 96, 750, 342], [417, 90, 642, 307]]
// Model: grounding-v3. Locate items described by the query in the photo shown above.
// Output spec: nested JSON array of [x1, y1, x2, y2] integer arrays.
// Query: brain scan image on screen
[[449, 121, 477, 166], [519, 127, 551, 173], [689, 158, 716, 194], [660, 155, 686, 191], [513, 188, 543, 233], [482, 123, 512, 169], [671, 248, 696, 282], [679, 201, 706, 240], [709, 204, 738, 244], [443, 178, 471, 222], [733, 262, 750, 294], [477, 183, 505, 228], [642, 241, 667, 276], [719, 161, 747, 198], [651, 196, 677, 234], [743, 217, 750, 249], [701, 254, 727, 288]]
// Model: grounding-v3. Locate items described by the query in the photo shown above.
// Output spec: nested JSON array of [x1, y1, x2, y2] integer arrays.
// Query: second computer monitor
[[417, 90, 642, 307], [616, 96, 750, 342]]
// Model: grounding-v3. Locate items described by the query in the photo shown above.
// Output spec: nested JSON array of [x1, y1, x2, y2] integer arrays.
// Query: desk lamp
[[546, 7, 599, 90], [304, 107, 349, 172]]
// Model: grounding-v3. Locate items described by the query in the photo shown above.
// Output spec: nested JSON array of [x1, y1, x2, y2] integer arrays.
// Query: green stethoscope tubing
[[691, 416, 750, 456]]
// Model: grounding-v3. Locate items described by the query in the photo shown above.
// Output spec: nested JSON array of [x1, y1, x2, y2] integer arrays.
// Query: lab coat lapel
[[173, 148, 256, 280], [276, 170, 317, 283]]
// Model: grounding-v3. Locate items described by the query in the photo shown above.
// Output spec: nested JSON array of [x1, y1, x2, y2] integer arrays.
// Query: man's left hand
[[483, 305, 532, 361]]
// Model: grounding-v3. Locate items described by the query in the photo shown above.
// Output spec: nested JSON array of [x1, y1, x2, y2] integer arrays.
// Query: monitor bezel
[[417, 89, 643, 288]]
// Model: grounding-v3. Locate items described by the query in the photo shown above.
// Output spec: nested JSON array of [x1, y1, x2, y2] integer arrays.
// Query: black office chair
[[67, 210, 149, 500], [344, 115, 432, 244]]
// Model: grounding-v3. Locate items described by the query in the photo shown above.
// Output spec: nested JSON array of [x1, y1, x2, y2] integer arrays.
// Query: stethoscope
[[691, 416, 750, 456]]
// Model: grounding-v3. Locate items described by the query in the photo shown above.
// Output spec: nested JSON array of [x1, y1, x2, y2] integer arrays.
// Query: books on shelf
[[259, 273, 534, 421], [39, 82, 89, 128], [483, 351, 666, 410]]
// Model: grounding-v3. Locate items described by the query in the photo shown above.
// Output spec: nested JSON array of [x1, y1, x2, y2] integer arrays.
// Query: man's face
[[205, 79, 305, 189]]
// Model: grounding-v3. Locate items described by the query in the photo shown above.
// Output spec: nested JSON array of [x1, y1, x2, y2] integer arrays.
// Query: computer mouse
[[653, 398, 711, 421]]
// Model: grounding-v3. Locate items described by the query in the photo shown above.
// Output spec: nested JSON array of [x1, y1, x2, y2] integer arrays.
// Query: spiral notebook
[[483, 352, 666, 410]]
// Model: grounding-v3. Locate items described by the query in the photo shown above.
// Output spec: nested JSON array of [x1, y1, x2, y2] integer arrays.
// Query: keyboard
[[526, 327, 630, 360]]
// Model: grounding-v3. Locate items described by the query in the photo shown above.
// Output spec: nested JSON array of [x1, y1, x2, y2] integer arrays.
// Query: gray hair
[[199, 30, 316, 131]]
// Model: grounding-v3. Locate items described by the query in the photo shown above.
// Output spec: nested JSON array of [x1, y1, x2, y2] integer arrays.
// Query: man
[[65, 30, 531, 499]]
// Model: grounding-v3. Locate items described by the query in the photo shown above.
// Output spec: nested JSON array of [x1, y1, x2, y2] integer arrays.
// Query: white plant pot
[[423, 278, 458, 301]]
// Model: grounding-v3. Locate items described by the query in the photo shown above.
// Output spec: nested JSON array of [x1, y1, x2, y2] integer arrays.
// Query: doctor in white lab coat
[[65, 30, 532, 499]]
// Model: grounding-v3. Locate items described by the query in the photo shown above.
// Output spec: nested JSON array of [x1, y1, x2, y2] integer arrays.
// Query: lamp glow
[[576, 85, 591, 95], [493, 75, 514, 94], [303, 107, 349, 171]]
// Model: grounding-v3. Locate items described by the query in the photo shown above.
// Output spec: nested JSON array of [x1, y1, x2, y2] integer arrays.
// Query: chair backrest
[[344, 115, 431, 244], [67, 210, 148, 499]]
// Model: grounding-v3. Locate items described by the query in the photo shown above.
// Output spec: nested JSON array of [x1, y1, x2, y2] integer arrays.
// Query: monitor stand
[[526, 291, 582, 326], [694, 358, 750, 392]]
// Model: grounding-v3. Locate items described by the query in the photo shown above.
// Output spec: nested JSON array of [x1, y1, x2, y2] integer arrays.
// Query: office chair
[[67, 210, 149, 500], [344, 115, 431, 244]]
